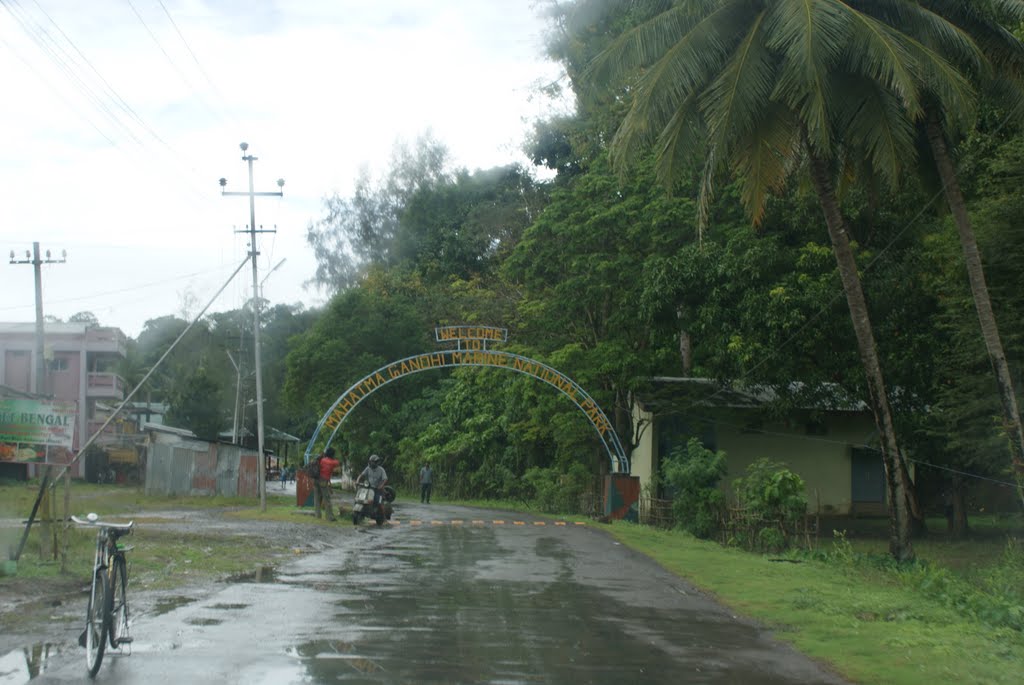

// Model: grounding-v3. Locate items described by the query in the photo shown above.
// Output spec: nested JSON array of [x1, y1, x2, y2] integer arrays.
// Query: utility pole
[[219, 143, 284, 511], [10, 243, 66, 560], [9, 243, 66, 395]]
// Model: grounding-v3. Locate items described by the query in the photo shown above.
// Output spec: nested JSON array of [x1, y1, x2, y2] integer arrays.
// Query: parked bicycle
[[71, 513, 135, 678]]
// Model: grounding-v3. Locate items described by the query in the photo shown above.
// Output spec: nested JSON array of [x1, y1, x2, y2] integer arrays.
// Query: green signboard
[[0, 398, 78, 459]]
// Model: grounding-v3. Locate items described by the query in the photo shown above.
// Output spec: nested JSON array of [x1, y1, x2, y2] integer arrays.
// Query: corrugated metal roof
[[643, 377, 869, 412]]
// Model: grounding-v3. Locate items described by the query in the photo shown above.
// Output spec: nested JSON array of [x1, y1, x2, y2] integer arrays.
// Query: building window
[[50, 357, 69, 372]]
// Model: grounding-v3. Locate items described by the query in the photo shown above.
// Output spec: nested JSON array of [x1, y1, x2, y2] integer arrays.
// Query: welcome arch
[[303, 327, 629, 473]]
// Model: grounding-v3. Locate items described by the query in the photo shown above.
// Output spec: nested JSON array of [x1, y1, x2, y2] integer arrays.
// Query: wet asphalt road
[[23, 503, 848, 684]]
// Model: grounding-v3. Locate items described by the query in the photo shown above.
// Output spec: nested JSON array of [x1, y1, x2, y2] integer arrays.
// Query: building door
[[851, 448, 885, 502]]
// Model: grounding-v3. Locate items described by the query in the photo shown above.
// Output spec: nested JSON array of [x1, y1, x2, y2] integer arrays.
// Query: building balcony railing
[[87, 372, 126, 399]]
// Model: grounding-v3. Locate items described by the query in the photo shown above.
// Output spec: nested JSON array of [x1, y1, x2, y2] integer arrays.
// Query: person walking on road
[[315, 448, 341, 521], [419, 463, 432, 504]]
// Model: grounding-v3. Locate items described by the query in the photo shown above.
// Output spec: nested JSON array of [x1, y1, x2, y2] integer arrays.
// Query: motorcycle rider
[[356, 454, 388, 516]]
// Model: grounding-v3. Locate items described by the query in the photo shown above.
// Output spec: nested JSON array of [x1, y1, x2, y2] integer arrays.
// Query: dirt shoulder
[[0, 506, 335, 656]]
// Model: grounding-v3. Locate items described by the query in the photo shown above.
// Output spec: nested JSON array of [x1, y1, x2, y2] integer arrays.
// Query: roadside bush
[[661, 438, 727, 539], [523, 463, 592, 514], [893, 547, 1024, 632], [821, 534, 1024, 633], [730, 458, 807, 552]]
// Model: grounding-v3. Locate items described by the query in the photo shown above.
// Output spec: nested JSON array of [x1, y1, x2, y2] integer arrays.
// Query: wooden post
[[60, 468, 71, 572], [40, 465, 53, 560]]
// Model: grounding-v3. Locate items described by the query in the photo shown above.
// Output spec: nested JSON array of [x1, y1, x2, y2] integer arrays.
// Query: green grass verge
[[603, 521, 1024, 685]]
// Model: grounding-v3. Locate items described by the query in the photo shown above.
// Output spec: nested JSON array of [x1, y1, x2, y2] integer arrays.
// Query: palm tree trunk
[[925, 112, 1024, 508], [807, 151, 915, 561]]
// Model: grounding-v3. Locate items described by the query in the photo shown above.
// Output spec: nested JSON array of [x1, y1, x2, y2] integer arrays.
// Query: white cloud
[[0, 0, 568, 337]]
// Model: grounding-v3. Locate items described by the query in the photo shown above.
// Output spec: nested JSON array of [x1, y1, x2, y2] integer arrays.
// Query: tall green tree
[[574, 0, 978, 559], [306, 133, 452, 293], [504, 154, 686, 460], [918, 132, 1024, 532], [856, 0, 1024, 505], [165, 367, 223, 441]]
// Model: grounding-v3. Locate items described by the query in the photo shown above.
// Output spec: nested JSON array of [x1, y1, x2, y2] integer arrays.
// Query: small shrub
[[757, 526, 786, 553], [731, 458, 807, 551], [829, 530, 855, 563], [661, 438, 727, 539]]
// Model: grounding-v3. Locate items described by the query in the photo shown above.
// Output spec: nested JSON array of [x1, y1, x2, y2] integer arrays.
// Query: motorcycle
[[352, 483, 395, 525]]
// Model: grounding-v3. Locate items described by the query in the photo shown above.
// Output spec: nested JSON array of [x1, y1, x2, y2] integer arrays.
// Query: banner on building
[[0, 398, 78, 461]]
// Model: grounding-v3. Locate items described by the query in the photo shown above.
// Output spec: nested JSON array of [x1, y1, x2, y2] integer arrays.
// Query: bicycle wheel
[[85, 568, 108, 677], [108, 555, 129, 648]]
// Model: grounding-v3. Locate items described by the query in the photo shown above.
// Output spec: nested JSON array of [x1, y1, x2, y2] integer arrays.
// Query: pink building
[[0, 322, 128, 476]]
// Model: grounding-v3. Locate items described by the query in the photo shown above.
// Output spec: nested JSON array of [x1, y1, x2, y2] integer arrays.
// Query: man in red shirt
[[315, 447, 341, 521]]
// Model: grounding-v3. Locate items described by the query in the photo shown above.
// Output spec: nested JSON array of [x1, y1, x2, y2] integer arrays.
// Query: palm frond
[[652, 93, 706, 189], [696, 146, 720, 242], [864, 0, 986, 73], [766, 0, 851, 152], [701, 10, 777, 151], [609, 1, 757, 172], [582, 1, 712, 94], [729, 103, 800, 225], [830, 72, 918, 186], [834, 1, 926, 119], [898, 32, 978, 131]]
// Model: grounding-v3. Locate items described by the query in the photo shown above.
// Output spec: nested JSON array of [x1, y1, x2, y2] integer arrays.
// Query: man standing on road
[[419, 462, 432, 504], [315, 447, 341, 521]]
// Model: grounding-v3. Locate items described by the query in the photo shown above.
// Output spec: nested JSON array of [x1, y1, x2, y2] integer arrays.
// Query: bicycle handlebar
[[71, 514, 134, 531]]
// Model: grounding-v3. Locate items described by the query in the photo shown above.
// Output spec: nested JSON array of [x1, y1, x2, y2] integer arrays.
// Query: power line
[[0, 0, 221, 204], [0, 263, 238, 312], [125, 0, 232, 130], [26, 0, 169, 147], [0, 30, 116, 145], [2, 0, 144, 144], [156, 0, 243, 131]]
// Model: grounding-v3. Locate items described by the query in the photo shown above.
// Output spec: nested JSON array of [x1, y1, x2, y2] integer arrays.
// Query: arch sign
[[303, 326, 629, 473]]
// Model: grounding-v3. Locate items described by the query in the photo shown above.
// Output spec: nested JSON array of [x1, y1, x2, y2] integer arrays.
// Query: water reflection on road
[[21, 505, 849, 684]]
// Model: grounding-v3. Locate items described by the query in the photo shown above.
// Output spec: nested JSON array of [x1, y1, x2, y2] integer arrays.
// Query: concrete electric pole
[[219, 143, 284, 512], [9, 243, 66, 395]]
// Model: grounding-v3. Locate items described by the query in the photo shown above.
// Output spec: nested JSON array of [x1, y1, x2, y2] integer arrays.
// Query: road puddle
[[185, 617, 223, 626], [0, 642, 61, 682], [152, 595, 196, 615], [223, 566, 278, 583]]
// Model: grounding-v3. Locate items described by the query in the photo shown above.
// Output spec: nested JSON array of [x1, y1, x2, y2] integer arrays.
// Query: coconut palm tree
[[581, 0, 979, 560], [853, 0, 1024, 506]]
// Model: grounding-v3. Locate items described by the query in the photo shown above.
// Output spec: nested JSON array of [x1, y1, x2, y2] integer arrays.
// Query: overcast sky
[[0, 0, 568, 339]]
